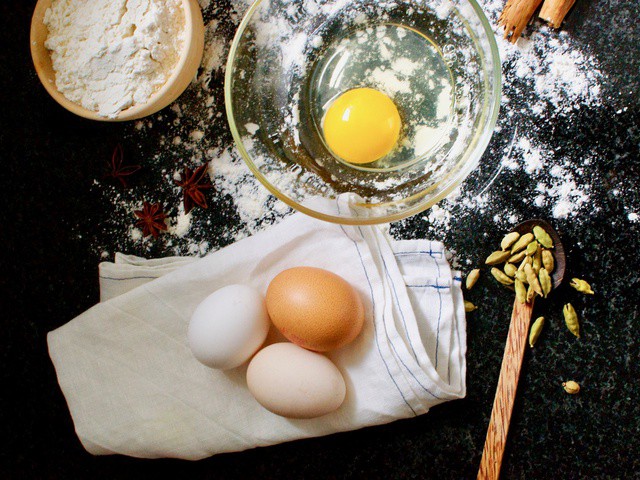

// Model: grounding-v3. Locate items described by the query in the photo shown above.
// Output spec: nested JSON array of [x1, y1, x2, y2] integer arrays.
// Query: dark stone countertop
[[2, 0, 638, 478]]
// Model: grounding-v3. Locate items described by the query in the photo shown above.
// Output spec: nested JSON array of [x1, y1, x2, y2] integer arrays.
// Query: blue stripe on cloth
[[428, 242, 444, 373], [381, 253, 442, 400], [393, 250, 443, 257], [406, 284, 450, 289], [380, 254, 418, 361], [335, 201, 416, 415]]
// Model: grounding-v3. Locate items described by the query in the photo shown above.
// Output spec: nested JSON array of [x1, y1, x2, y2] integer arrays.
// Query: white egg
[[188, 284, 270, 370]]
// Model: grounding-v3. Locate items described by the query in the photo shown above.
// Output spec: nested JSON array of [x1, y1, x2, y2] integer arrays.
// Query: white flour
[[44, 0, 185, 118], [91, 0, 636, 260], [499, 31, 602, 114]]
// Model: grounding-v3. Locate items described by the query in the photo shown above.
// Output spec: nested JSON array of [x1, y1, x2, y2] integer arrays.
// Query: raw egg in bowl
[[225, 0, 501, 224]]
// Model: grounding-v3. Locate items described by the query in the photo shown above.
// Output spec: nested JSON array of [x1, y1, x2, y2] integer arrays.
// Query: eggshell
[[265, 267, 364, 352], [188, 284, 270, 370], [246, 343, 346, 419]]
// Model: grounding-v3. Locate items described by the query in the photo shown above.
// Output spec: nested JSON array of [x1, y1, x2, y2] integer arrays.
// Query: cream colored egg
[[246, 343, 346, 419], [266, 267, 364, 352]]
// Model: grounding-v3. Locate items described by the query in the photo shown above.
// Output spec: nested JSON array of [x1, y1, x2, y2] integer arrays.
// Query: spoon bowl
[[513, 219, 566, 289]]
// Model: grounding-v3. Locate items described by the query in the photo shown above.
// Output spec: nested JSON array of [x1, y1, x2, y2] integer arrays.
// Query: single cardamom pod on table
[[562, 380, 580, 394], [570, 278, 594, 295], [529, 316, 545, 346], [563, 303, 580, 338], [466, 269, 481, 290], [464, 301, 478, 312]]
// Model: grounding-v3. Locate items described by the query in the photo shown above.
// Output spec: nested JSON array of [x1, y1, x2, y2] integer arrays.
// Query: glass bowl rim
[[224, 0, 502, 226]]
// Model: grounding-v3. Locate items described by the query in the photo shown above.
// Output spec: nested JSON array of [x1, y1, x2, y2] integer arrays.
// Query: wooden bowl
[[30, 0, 205, 122]]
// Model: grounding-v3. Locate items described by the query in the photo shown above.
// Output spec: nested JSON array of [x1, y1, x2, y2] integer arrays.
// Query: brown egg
[[266, 267, 364, 352]]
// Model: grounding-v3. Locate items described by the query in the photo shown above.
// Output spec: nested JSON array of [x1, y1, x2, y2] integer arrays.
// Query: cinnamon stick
[[539, 0, 577, 28], [498, 0, 544, 43]]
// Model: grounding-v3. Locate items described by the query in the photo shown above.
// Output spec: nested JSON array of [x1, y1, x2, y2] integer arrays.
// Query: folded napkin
[[48, 211, 467, 460]]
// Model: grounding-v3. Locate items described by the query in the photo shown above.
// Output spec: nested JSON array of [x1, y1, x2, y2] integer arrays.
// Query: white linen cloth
[[48, 211, 467, 460]]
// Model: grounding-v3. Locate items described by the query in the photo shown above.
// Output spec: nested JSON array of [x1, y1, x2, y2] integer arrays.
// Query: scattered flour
[[410, 0, 607, 241], [168, 206, 192, 237], [44, 0, 186, 118], [500, 32, 602, 113], [92, 0, 634, 259], [245, 123, 260, 135]]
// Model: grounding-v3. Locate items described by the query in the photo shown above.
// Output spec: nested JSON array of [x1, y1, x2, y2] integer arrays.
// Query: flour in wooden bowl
[[44, 0, 186, 118]]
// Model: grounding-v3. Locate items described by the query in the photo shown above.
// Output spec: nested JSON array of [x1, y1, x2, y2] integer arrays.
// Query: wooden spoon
[[477, 219, 565, 480]]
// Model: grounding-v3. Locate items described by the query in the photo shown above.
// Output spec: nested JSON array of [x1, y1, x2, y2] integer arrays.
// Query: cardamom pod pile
[[485, 225, 556, 305], [463, 223, 597, 395], [465, 224, 596, 348]]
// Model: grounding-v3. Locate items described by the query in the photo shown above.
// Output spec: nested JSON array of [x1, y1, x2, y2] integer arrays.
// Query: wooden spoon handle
[[477, 299, 534, 480]]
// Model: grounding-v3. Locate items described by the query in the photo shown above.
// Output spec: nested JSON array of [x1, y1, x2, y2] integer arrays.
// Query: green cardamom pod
[[526, 240, 539, 256], [491, 267, 514, 285], [524, 263, 543, 296], [515, 270, 527, 283], [485, 250, 511, 265], [504, 263, 517, 277], [508, 250, 527, 264], [570, 278, 594, 295], [515, 279, 527, 304], [542, 249, 555, 273], [562, 380, 580, 394], [464, 301, 478, 312], [539, 268, 552, 298], [563, 303, 580, 338], [532, 247, 542, 274], [511, 233, 535, 254], [518, 255, 532, 271], [532, 261, 541, 275], [526, 283, 536, 303], [533, 225, 554, 248], [501, 231, 521, 251], [529, 316, 544, 347], [465, 269, 481, 290]]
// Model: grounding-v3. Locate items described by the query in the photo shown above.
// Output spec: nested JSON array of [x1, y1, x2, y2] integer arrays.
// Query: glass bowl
[[225, 0, 501, 225]]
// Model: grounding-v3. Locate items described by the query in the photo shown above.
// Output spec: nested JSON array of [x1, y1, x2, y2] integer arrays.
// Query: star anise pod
[[105, 144, 142, 187], [174, 164, 213, 214], [134, 201, 168, 238]]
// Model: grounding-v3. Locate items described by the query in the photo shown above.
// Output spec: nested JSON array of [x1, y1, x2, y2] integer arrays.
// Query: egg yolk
[[322, 88, 401, 165]]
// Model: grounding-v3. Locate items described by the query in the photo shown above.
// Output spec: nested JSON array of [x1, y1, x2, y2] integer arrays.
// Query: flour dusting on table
[[90, 0, 636, 260]]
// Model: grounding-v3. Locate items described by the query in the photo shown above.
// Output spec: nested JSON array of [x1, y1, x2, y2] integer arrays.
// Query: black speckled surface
[[2, 0, 639, 478]]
